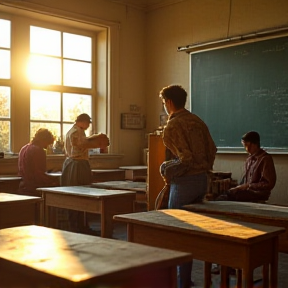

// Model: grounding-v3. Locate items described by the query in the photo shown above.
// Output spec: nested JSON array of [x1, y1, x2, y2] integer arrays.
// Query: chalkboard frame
[[190, 35, 288, 153]]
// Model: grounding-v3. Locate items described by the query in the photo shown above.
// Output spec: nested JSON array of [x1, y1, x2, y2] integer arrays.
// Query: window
[[28, 26, 92, 141], [0, 19, 11, 151], [0, 8, 109, 153]]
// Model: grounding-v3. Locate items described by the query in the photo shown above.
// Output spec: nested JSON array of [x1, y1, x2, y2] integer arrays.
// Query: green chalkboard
[[191, 36, 288, 149]]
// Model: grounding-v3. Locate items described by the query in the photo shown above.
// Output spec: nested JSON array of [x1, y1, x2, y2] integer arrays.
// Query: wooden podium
[[147, 134, 166, 210]]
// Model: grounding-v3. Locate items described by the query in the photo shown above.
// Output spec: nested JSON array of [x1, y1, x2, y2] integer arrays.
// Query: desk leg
[[237, 269, 242, 288], [45, 205, 50, 226], [270, 238, 279, 288], [36, 201, 44, 225], [204, 262, 211, 288], [101, 203, 114, 238], [242, 268, 254, 288], [220, 266, 229, 288], [262, 264, 269, 288]]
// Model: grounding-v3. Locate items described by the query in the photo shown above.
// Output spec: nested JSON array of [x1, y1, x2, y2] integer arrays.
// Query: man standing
[[159, 85, 217, 288], [226, 131, 276, 202]]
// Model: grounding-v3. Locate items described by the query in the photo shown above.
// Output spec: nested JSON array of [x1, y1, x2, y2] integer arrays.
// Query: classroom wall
[[3, 0, 288, 204], [145, 0, 288, 204]]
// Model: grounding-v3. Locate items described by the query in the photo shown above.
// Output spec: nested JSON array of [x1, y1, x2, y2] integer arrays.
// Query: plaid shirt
[[161, 109, 217, 182]]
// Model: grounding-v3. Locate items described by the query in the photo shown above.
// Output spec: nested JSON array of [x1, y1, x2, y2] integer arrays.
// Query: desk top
[[37, 186, 136, 198], [0, 225, 192, 284], [0, 176, 22, 181], [119, 166, 147, 170], [91, 181, 147, 192], [0, 192, 42, 203], [183, 201, 288, 221], [114, 209, 285, 244], [91, 169, 124, 173]]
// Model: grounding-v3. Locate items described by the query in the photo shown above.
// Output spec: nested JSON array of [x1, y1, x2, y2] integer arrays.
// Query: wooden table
[[38, 186, 136, 238], [91, 169, 126, 182], [0, 176, 22, 193], [91, 180, 147, 202], [119, 165, 147, 181], [183, 201, 288, 253], [0, 225, 193, 288], [0, 192, 43, 227], [114, 209, 285, 288]]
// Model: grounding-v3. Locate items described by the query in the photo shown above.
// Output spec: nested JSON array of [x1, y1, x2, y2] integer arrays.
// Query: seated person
[[218, 131, 276, 202], [18, 128, 59, 196]]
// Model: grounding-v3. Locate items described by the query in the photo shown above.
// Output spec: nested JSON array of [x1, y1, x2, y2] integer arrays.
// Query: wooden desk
[[119, 165, 147, 181], [0, 176, 22, 193], [114, 209, 285, 288], [91, 169, 126, 182], [183, 201, 288, 253], [0, 193, 43, 227], [91, 181, 148, 212], [91, 180, 147, 202], [0, 225, 192, 288], [38, 186, 136, 238]]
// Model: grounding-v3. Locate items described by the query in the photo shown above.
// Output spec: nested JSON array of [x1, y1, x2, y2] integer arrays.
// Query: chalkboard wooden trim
[[178, 26, 288, 53]]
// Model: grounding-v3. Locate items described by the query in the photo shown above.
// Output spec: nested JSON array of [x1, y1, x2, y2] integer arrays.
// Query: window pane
[[63, 33, 91, 61], [0, 86, 11, 118], [0, 49, 10, 79], [30, 26, 61, 56], [0, 19, 11, 48], [30, 90, 61, 121], [63, 93, 92, 122], [30, 122, 60, 142], [63, 60, 91, 88], [28, 55, 61, 85], [0, 121, 10, 152]]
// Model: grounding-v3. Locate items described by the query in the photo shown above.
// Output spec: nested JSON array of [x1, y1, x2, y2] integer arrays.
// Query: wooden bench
[[37, 186, 136, 238], [114, 209, 285, 288], [0, 225, 192, 288], [0, 176, 22, 193], [183, 201, 288, 253], [0, 193, 43, 227]]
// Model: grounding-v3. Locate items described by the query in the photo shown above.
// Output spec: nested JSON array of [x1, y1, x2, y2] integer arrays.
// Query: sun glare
[[27, 55, 61, 85]]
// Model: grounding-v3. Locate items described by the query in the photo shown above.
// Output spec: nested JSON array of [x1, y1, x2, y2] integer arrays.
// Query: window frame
[[0, 5, 112, 153]]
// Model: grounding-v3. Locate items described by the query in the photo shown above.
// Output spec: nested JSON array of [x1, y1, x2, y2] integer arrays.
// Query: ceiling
[[106, 0, 184, 11]]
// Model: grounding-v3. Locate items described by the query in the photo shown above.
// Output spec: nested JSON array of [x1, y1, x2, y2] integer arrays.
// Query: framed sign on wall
[[121, 113, 145, 130]]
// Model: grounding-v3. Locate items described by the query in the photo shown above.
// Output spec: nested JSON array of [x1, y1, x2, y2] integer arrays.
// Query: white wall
[[145, 0, 288, 204]]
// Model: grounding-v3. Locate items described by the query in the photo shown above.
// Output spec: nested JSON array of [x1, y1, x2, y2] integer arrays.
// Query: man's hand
[[229, 183, 249, 193]]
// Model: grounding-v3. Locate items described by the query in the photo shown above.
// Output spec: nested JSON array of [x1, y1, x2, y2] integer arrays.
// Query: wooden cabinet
[[147, 134, 166, 210]]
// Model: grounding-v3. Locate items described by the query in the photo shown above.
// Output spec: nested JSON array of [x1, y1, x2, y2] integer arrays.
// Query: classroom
[[1, 0, 288, 287]]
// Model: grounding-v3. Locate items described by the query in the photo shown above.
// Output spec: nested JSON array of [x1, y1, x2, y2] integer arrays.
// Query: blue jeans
[[168, 172, 207, 288]]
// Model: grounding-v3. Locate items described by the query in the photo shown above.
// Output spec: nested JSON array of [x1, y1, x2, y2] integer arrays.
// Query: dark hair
[[31, 128, 55, 144], [159, 85, 187, 109], [75, 113, 92, 123], [242, 131, 260, 146]]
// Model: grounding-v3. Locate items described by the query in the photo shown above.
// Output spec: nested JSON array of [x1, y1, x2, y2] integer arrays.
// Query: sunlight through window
[[28, 25, 93, 140], [0, 19, 10, 48], [63, 33, 91, 61]]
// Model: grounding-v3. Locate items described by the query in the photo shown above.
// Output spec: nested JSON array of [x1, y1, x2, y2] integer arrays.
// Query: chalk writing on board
[[191, 36, 288, 149], [262, 44, 287, 53]]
